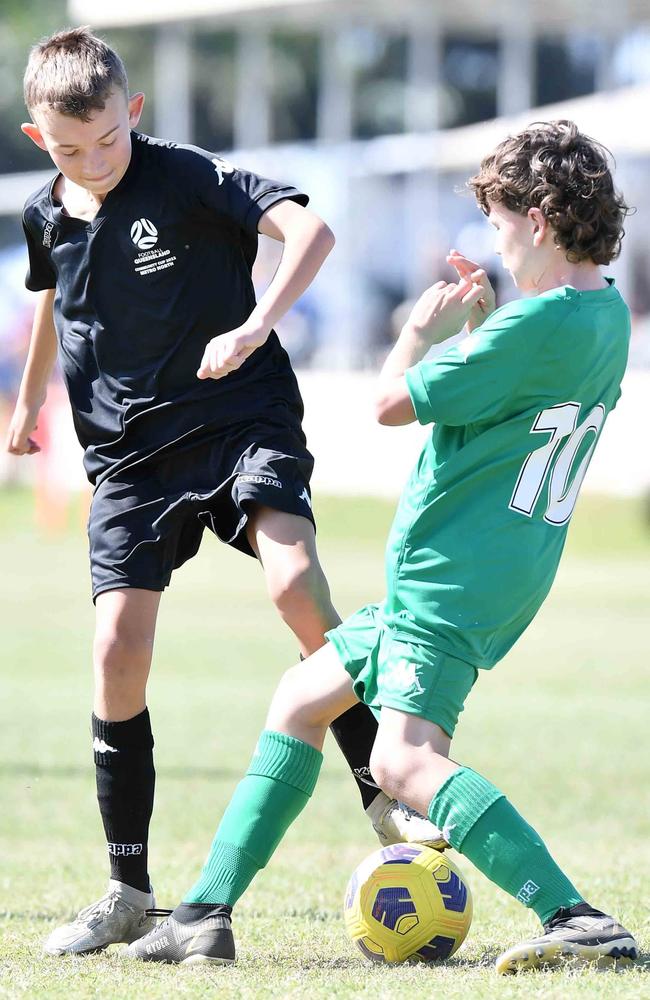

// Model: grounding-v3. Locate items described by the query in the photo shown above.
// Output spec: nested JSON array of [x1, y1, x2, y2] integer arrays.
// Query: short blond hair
[[24, 26, 128, 121]]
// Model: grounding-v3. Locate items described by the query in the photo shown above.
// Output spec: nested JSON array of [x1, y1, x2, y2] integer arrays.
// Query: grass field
[[1, 487, 649, 999]]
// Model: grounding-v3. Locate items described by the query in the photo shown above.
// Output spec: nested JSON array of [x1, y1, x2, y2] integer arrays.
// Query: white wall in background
[[300, 370, 650, 499]]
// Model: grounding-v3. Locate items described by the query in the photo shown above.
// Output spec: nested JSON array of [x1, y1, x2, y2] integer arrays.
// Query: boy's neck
[[535, 260, 608, 294], [53, 175, 106, 221]]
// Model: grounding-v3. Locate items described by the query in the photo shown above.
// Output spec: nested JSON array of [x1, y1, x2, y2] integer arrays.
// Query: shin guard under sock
[[428, 767, 583, 924], [184, 730, 322, 906], [92, 709, 155, 893]]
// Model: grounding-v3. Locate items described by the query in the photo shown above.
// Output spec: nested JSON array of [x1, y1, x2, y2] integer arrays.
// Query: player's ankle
[[174, 902, 233, 924]]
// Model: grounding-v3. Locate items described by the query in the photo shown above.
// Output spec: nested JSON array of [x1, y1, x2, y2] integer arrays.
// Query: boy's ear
[[21, 122, 48, 150], [128, 92, 145, 128], [528, 206, 548, 248]]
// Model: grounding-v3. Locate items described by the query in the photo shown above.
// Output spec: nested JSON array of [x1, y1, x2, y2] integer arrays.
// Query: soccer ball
[[343, 843, 472, 964]]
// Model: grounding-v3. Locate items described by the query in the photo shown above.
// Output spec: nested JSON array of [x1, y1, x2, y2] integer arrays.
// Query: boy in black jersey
[[7, 27, 444, 956]]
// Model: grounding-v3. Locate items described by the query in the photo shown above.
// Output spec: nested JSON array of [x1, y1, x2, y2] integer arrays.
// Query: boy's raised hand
[[404, 277, 485, 345], [197, 320, 269, 380], [446, 249, 496, 332], [5, 401, 41, 455]]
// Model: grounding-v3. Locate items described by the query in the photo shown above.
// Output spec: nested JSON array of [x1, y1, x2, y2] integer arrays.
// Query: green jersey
[[382, 280, 629, 669]]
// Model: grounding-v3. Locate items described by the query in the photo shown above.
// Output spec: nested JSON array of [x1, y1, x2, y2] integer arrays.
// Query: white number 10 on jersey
[[509, 402, 606, 526]]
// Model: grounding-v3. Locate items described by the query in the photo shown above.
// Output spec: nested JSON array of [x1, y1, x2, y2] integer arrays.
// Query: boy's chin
[[82, 172, 116, 191]]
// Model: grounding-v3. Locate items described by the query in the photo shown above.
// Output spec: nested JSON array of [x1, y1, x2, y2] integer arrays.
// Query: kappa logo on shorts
[[238, 474, 282, 489], [386, 657, 425, 696], [299, 487, 312, 510]]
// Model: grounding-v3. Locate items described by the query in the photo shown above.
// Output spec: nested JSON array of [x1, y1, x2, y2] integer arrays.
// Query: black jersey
[[22, 132, 309, 486]]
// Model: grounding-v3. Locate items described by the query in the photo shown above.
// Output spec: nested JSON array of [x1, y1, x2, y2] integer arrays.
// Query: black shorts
[[88, 420, 315, 601]]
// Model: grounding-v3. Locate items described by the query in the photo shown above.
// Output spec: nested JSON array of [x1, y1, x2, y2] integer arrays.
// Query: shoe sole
[[44, 945, 108, 957], [373, 830, 449, 851], [496, 936, 638, 974], [181, 955, 236, 966]]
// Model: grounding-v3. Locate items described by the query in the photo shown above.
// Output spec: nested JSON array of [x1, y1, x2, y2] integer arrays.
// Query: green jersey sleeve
[[405, 298, 549, 427]]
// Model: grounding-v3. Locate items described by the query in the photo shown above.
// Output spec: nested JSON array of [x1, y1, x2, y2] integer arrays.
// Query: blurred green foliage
[[0, 3, 156, 174], [0, 0, 67, 173]]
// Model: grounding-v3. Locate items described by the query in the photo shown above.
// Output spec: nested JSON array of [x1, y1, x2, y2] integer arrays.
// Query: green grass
[[1, 488, 649, 999]]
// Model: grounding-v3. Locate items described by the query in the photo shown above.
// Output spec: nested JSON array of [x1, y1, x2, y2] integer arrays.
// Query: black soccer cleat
[[123, 905, 236, 965], [496, 904, 638, 974]]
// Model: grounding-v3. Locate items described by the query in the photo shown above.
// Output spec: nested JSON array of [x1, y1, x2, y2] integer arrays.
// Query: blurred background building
[[1, 0, 649, 496]]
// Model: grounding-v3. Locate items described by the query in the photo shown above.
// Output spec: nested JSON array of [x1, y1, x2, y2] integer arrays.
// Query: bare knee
[[93, 626, 155, 677], [370, 743, 451, 804], [267, 559, 331, 622], [268, 664, 329, 734], [370, 744, 414, 802], [268, 560, 327, 615]]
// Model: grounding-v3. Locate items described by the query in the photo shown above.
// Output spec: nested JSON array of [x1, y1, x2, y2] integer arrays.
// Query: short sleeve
[[405, 299, 545, 427], [22, 212, 57, 292], [187, 148, 309, 236]]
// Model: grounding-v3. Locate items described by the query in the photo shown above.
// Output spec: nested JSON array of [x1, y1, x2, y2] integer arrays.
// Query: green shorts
[[326, 603, 478, 738]]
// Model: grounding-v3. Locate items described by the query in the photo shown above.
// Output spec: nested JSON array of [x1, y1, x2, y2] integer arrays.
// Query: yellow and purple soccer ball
[[343, 843, 472, 964]]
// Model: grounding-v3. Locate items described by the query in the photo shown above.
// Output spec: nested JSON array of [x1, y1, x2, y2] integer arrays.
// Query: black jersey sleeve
[[188, 148, 309, 235], [22, 207, 57, 292]]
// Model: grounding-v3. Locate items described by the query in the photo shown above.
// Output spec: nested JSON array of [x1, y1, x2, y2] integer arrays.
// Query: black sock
[[92, 709, 155, 894], [547, 901, 606, 926], [328, 701, 380, 810], [174, 903, 232, 923]]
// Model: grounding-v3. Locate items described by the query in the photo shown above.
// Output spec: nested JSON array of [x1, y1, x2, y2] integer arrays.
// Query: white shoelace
[[75, 890, 135, 924]]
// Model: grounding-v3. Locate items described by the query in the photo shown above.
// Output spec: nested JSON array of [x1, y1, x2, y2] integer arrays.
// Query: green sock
[[184, 730, 322, 906], [428, 767, 583, 924]]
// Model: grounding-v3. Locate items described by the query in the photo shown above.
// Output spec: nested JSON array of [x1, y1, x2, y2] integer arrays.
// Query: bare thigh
[[246, 505, 339, 654]]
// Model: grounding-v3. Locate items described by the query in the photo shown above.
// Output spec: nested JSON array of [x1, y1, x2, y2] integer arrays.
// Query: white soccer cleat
[[43, 879, 155, 956], [366, 791, 449, 850], [496, 909, 637, 974]]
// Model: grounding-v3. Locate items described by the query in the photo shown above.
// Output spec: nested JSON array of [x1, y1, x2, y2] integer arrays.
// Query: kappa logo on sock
[[353, 766, 379, 788], [93, 737, 119, 754], [108, 842, 143, 856], [516, 879, 541, 904]]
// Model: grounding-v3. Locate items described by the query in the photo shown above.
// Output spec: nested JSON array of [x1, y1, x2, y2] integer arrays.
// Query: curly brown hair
[[24, 26, 128, 122], [469, 120, 630, 265]]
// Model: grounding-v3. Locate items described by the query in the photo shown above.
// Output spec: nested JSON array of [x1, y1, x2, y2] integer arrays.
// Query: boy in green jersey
[[127, 121, 637, 973]]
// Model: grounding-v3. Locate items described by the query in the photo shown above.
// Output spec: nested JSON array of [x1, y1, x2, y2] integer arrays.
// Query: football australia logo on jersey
[[130, 218, 158, 250], [129, 217, 177, 278]]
